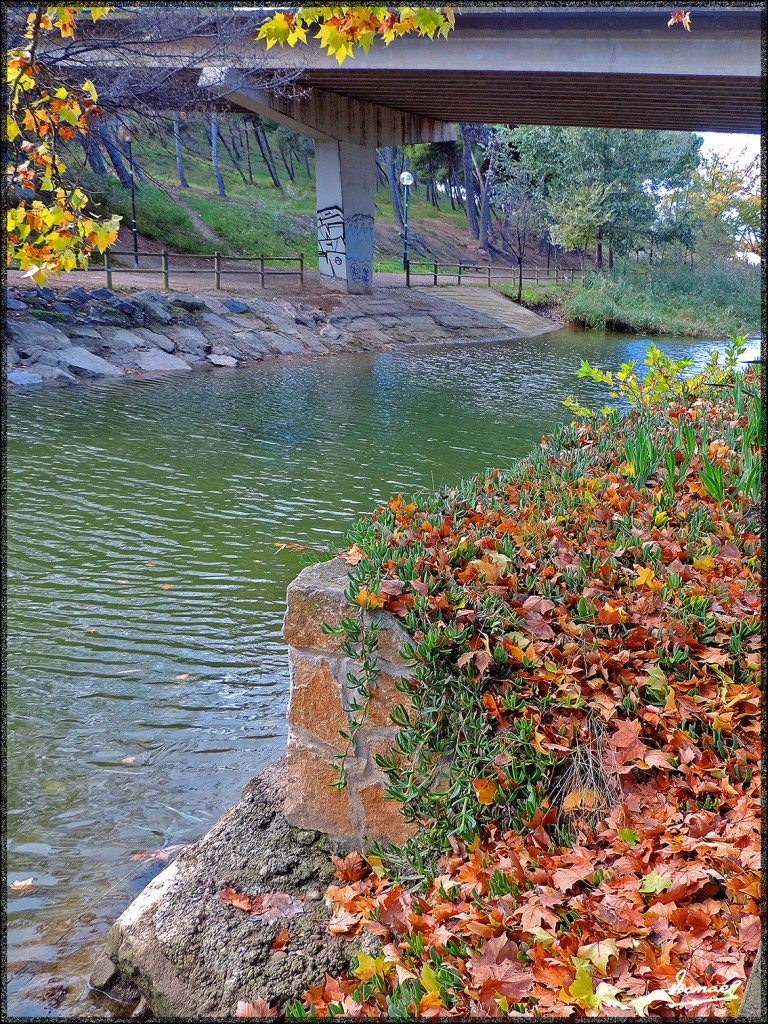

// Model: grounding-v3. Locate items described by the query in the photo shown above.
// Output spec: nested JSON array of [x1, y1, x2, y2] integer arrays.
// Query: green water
[[5, 329, 751, 1016]]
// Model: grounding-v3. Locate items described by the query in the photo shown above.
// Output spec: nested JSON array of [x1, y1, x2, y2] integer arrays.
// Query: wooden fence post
[[105, 249, 113, 290], [458, 263, 462, 285], [433, 261, 438, 286], [214, 251, 221, 290], [259, 255, 265, 288], [487, 265, 491, 287], [161, 251, 169, 291], [405, 260, 411, 288], [536, 269, 539, 285], [299, 253, 304, 286]]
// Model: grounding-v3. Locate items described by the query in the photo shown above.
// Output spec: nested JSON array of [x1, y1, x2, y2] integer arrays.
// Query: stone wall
[[282, 558, 415, 845]]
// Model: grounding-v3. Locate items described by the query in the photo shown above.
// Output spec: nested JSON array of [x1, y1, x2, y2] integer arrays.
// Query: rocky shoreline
[[4, 283, 534, 388]]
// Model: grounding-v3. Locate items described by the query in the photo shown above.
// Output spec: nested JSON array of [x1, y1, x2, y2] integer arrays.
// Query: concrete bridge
[[67, 6, 763, 293]]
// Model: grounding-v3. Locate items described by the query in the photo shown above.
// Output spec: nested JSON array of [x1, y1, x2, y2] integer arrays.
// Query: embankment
[[4, 283, 560, 388]]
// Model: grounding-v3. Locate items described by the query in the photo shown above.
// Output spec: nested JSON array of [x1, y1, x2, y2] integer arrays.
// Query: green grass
[[82, 172, 203, 254], [498, 261, 761, 338]]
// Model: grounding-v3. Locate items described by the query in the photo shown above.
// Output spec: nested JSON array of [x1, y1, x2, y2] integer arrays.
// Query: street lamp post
[[117, 123, 139, 268], [399, 170, 414, 272]]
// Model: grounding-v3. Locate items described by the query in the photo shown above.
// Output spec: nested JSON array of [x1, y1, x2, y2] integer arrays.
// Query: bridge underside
[[299, 70, 761, 134]]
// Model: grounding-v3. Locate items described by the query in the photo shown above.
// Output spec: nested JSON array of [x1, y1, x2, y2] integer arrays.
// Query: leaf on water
[[121, 756, 137, 764], [667, 9, 692, 31], [175, 674, 190, 681], [161, 584, 172, 590], [10, 877, 35, 890], [131, 844, 186, 863]]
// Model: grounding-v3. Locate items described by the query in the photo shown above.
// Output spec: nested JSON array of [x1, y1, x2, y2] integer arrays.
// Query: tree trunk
[[279, 142, 295, 182], [254, 123, 282, 189], [227, 120, 241, 161], [517, 257, 523, 304], [216, 122, 248, 187], [452, 170, 465, 211], [383, 146, 404, 230], [243, 121, 254, 184], [461, 126, 479, 240], [79, 131, 107, 175], [478, 148, 496, 255], [375, 153, 388, 189], [210, 112, 226, 197], [596, 226, 604, 270], [98, 125, 133, 189], [173, 112, 189, 188], [608, 244, 614, 270]]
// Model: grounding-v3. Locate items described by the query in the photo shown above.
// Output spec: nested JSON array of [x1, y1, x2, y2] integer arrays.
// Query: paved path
[[421, 285, 562, 338]]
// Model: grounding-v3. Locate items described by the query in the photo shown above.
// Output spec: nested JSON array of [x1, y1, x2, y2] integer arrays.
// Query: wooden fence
[[101, 250, 304, 290], [405, 260, 578, 288]]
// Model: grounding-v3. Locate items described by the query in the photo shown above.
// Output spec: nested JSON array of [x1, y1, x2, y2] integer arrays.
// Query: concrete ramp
[[421, 286, 563, 338]]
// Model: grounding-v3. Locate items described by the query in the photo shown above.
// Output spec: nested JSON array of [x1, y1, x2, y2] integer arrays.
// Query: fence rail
[[405, 260, 577, 288], [101, 250, 304, 290]]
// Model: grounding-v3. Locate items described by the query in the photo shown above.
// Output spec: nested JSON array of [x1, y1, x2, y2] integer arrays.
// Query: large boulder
[[133, 350, 191, 373], [7, 368, 44, 385], [58, 347, 125, 378], [129, 291, 175, 326], [89, 760, 361, 1019]]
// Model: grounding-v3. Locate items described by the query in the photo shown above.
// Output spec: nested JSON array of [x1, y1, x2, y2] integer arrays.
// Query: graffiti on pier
[[317, 206, 346, 278], [345, 212, 374, 285]]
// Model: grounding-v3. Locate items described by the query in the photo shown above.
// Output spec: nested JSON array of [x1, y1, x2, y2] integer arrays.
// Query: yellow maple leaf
[[633, 566, 656, 588]]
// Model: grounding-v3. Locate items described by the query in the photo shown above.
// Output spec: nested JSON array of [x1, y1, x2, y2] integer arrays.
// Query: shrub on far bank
[[499, 259, 761, 338]]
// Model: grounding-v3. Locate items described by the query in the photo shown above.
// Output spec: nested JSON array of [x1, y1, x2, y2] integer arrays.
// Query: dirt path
[[170, 191, 230, 251]]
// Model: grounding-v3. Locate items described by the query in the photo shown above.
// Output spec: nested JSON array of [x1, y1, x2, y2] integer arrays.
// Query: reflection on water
[[5, 329, 749, 1016]]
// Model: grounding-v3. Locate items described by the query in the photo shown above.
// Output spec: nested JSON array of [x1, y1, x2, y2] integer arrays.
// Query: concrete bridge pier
[[315, 141, 375, 294], [199, 66, 454, 296]]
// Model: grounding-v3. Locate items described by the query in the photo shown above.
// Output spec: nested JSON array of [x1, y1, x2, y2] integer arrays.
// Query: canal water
[[5, 329, 754, 1016]]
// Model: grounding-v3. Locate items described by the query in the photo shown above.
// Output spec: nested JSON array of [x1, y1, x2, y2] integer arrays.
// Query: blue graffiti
[[344, 212, 374, 271]]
